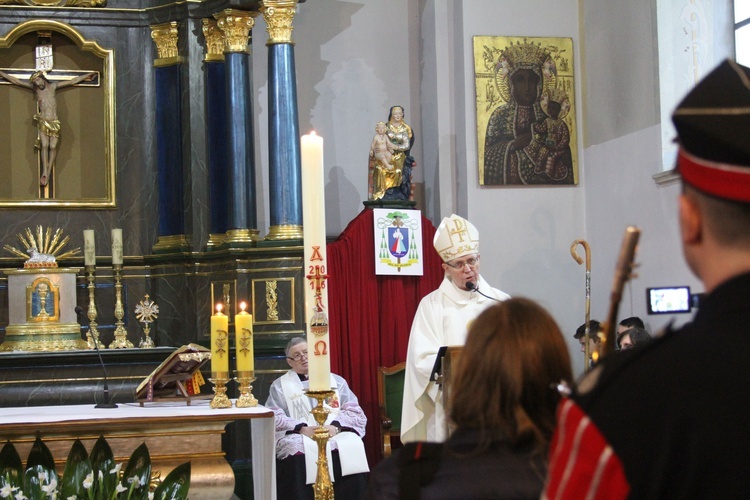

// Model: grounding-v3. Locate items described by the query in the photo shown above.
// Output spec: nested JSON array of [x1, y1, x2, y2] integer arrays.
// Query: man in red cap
[[544, 60, 750, 498]]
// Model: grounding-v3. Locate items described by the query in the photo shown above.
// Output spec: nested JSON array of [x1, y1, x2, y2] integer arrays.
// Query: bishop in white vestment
[[401, 214, 509, 444]]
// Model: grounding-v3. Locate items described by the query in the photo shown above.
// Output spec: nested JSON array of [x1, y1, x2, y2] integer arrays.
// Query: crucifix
[[0, 31, 99, 198]]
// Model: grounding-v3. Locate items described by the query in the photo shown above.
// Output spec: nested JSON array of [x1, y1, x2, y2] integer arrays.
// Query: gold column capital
[[259, 0, 297, 45], [150, 21, 181, 66], [214, 9, 258, 54], [202, 19, 226, 62]]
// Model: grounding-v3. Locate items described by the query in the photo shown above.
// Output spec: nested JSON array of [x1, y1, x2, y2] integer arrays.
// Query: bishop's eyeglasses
[[287, 351, 308, 362], [445, 255, 479, 271]]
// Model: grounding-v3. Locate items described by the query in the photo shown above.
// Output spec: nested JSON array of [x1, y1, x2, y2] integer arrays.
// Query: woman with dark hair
[[367, 297, 572, 499], [617, 327, 652, 350]]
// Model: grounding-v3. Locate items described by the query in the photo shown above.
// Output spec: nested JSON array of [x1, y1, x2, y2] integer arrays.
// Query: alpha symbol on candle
[[314, 340, 328, 355], [310, 245, 324, 261]]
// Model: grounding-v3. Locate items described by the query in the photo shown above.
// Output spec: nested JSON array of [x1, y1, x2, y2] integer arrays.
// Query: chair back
[[378, 362, 406, 457], [380, 362, 406, 431]]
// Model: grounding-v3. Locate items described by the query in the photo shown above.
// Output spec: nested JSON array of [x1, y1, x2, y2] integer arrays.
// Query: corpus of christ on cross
[[0, 31, 99, 199]]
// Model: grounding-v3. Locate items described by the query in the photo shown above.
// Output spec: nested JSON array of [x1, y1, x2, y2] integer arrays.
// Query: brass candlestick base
[[209, 373, 232, 409], [306, 389, 335, 500], [109, 264, 133, 349], [235, 371, 258, 408]]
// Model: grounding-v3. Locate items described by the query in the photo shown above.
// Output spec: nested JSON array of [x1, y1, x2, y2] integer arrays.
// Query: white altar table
[[0, 401, 276, 500]]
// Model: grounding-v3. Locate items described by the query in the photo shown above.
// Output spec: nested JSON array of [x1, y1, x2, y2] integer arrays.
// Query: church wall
[[580, 0, 701, 349], [446, 0, 588, 374]]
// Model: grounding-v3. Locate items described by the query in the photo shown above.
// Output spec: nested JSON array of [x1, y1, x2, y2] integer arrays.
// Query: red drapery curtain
[[327, 208, 444, 467]]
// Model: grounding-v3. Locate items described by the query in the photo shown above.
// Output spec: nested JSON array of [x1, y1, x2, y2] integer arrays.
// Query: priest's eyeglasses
[[446, 255, 479, 271], [287, 351, 308, 362]]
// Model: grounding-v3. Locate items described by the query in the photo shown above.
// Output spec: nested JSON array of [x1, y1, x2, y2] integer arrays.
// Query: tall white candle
[[83, 229, 96, 266], [301, 131, 331, 391], [111, 228, 123, 265]]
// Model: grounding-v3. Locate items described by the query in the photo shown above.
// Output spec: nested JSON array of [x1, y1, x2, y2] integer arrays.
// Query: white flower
[[126, 476, 141, 488], [82, 472, 94, 490], [0, 484, 15, 498], [147, 493, 154, 500], [97, 470, 103, 481], [66, 496, 77, 500], [109, 463, 122, 475], [115, 484, 127, 494], [13, 491, 27, 500], [41, 477, 57, 494]]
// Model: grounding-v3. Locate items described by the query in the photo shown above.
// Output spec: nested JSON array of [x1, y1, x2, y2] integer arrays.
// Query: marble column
[[202, 19, 229, 250], [260, 0, 303, 241], [150, 22, 190, 253], [215, 9, 259, 247]]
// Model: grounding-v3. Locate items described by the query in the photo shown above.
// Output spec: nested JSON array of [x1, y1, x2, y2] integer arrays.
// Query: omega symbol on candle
[[314, 340, 328, 355]]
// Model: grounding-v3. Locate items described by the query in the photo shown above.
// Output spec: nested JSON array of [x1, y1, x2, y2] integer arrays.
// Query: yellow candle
[[111, 228, 123, 265], [210, 304, 229, 373], [235, 301, 254, 372], [301, 131, 332, 391], [83, 229, 96, 266]]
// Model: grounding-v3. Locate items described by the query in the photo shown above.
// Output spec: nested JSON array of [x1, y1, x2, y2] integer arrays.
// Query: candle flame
[[309, 130, 317, 136], [240, 301, 247, 312], [216, 303, 223, 314]]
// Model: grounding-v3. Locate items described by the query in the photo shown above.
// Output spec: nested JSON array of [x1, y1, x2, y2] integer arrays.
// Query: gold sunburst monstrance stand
[[2, 226, 86, 351]]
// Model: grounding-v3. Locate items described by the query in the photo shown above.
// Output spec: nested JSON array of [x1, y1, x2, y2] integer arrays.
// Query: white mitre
[[433, 214, 479, 263]]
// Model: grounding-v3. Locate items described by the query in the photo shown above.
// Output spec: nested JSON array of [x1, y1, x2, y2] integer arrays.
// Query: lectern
[[432, 345, 463, 438]]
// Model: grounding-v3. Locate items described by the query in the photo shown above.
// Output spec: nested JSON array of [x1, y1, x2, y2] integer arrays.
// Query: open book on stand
[[135, 343, 212, 405]]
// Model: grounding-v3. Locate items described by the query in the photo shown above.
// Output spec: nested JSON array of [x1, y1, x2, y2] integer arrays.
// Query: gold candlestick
[[209, 372, 232, 409], [306, 389, 335, 500], [85, 265, 102, 350], [234, 371, 258, 407], [109, 264, 133, 349]]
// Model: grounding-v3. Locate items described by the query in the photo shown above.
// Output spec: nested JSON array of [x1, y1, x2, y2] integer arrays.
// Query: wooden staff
[[600, 226, 640, 357], [570, 239, 593, 372]]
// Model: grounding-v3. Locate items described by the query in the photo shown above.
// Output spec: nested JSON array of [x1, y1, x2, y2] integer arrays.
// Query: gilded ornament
[[266, 280, 279, 321], [202, 19, 225, 61], [150, 22, 180, 60], [215, 9, 257, 53], [260, 1, 296, 45], [0, 0, 105, 6], [135, 294, 159, 348], [3, 226, 80, 268]]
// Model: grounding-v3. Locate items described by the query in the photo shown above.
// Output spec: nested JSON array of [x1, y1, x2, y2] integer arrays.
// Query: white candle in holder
[[83, 229, 96, 266], [111, 228, 123, 265], [301, 131, 332, 392]]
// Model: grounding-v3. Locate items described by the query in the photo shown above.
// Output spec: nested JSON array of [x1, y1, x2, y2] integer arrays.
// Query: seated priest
[[265, 337, 369, 499]]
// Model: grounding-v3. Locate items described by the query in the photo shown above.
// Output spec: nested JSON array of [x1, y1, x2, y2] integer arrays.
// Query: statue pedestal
[[2, 268, 86, 351]]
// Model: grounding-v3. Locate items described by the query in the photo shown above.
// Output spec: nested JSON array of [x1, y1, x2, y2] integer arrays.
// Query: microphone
[[465, 281, 503, 302], [77, 306, 118, 409]]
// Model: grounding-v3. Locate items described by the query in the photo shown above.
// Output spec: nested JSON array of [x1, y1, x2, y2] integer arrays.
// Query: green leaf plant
[[0, 435, 190, 500]]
